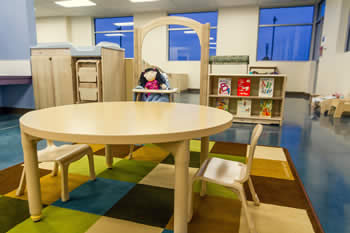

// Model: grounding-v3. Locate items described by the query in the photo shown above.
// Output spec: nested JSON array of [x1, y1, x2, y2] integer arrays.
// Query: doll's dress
[[144, 79, 159, 96]]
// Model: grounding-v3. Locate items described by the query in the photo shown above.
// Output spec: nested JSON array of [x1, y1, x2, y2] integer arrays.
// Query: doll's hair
[[139, 68, 165, 87]]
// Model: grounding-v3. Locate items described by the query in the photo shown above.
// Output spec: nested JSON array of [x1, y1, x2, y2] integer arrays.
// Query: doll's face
[[144, 70, 157, 81]]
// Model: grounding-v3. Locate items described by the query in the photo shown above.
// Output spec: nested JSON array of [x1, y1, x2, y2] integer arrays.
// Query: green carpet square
[[8, 206, 100, 233], [97, 159, 157, 183], [69, 156, 116, 177], [0, 196, 30, 233]]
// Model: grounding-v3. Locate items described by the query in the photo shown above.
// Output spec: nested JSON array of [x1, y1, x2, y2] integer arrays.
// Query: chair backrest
[[239, 124, 263, 183]]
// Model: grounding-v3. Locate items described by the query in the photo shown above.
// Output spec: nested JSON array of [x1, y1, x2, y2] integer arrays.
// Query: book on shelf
[[237, 99, 251, 117], [218, 78, 231, 96], [237, 78, 251, 96], [259, 78, 274, 97], [260, 100, 272, 118], [216, 98, 229, 111]]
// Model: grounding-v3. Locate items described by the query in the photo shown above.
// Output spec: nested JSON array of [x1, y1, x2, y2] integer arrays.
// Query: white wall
[[316, 0, 350, 97], [36, 17, 71, 43], [71, 16, 94, 46], [36, 16, 93, 46]]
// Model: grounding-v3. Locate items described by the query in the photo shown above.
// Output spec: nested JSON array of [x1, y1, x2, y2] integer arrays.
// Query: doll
[[139, 68, 167, 94]]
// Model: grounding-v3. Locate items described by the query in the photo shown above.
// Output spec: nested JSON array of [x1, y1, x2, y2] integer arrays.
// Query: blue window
[[94, 16, 134, 58], [168, 12, 218, 61], [257, 6, 314, 61]]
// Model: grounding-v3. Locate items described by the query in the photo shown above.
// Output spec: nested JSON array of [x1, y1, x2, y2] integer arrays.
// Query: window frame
[[167, 11, 218, 61], [312, 0, 326, 60], [256, 5, 315, 61], [345, 13, 350, 52], [94, 16, 134, 58]]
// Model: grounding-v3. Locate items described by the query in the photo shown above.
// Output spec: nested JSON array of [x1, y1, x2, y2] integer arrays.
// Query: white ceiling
[[34, 0, 316, 18]]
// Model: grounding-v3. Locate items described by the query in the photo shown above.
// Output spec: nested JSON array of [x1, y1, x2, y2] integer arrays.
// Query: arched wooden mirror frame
[[134, 16, 210, 105]]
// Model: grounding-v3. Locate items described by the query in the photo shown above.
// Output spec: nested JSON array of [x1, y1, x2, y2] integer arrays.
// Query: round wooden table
[[20, 102, 233, 233]]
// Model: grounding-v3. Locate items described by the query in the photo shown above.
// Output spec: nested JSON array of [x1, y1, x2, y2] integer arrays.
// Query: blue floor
[[1, 96, 350, 233]]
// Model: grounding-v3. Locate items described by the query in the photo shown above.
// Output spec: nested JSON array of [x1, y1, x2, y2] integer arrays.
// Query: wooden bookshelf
[[208, 73, 287, 126]]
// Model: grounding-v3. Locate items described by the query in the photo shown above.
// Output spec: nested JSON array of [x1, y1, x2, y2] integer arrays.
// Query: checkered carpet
[[0, 140, 323, 233]]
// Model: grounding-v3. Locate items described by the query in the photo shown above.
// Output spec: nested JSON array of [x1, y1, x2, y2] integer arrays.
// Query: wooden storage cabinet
[[208, 74, 287, 126], [31, 46, 126, 109], [31, 49, 75, 109]]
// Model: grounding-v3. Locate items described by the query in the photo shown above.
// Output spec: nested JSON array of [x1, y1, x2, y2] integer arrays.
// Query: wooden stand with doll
[[132, 67, 177, 102]]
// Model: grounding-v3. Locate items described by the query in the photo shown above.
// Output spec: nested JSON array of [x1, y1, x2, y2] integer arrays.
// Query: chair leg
[[60, 163, 70, 202], [87, 150, 96, 181], [248, 176, 260, 206], [51, 162, 59, 177], [16, 168, 26, 196], [128, 145, 134, 160], [238, 187, 257, 233]]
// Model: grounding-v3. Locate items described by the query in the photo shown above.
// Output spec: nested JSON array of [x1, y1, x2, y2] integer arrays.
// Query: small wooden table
[[320, 98, 350, 118], [20, 102, 233, 233]]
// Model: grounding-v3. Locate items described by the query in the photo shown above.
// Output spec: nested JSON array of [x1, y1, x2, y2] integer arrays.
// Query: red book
[[237, 78, 251, 96]]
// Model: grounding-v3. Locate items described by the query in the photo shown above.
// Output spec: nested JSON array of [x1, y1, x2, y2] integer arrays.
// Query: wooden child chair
[[16, 140, 96, 202], [188, 124, 263, 233]]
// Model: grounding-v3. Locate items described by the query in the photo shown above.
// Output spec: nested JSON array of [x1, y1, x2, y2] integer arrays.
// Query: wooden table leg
[[200, 136, 209, 196], [21, 132, 42, 222], [334, 102, 344, 118], [156, 141, 190, 233], [105, 144, 113, 169]]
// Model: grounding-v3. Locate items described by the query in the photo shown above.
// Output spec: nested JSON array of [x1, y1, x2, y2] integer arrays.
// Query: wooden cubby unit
[[208, 74, 287, 126]]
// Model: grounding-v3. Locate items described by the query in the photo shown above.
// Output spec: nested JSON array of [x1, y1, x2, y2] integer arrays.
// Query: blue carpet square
[[52, 177, 135, 215], [162, 230, 173, 233]]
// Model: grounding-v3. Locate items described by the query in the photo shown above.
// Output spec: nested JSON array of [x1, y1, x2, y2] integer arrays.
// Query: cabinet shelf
[[209, 95, 282, 100]]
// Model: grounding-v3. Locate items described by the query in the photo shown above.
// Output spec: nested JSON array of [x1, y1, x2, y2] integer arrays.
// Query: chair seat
[[199, 157, 246, 186], [38, 144, 91, 163]]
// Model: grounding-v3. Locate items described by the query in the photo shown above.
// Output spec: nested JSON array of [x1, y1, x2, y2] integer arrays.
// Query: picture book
[[260, 100, 273, 117], [216, 98, 229, 111], [218, 78, 231, 96], [237, 99, 251, 117], [259, 78, 274, 97], [237, 78, 251, 96]]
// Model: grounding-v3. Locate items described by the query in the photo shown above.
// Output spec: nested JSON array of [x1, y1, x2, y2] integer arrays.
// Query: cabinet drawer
[[79, 88, 98, 101], [78, 67, 97, 82]]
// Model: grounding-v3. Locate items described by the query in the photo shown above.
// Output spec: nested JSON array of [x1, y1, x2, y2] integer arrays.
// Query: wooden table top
[[20, 102, 233, 144]]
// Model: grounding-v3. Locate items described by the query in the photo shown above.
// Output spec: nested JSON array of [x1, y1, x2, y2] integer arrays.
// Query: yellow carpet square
[[88, 144, 105, 153], [6, 173, 90, 205], [130, 144, 170, 162], [86, 216, 163, 233], [239, 202, 314, 233], [251, 158, 294, 180]]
